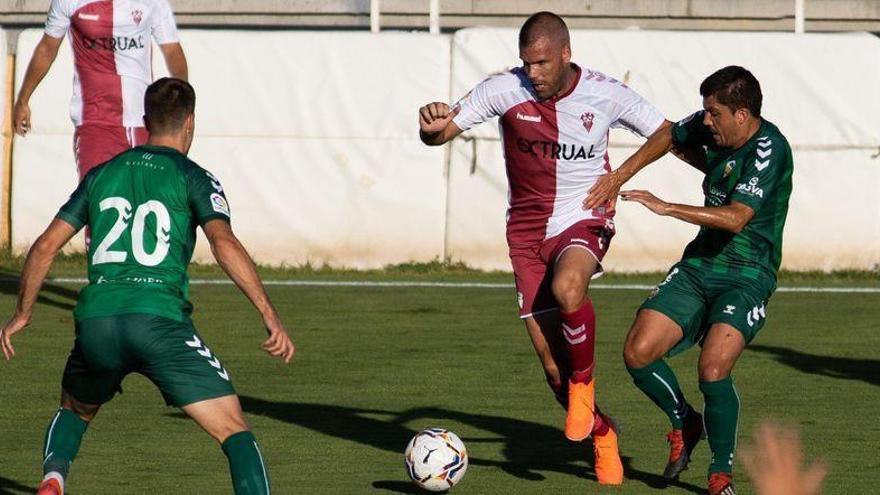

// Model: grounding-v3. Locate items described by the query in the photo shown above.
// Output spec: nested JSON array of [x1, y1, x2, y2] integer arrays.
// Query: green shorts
[[640, 262, 776, 357], [62, 313, 236, 407]]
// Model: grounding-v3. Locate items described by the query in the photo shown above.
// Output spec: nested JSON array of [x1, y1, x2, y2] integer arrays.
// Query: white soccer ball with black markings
[[404, 428, 468, 492]]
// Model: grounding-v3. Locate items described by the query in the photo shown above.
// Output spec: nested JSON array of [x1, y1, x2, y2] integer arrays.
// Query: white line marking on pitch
[[42, 278, 880, 293]]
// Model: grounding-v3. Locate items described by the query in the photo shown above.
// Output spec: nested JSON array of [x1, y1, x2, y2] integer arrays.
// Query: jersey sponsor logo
[[735, 177, 764, 198], [516, 138, 596, 160], [580, 112, 595, 133], [515, 112, 541, 123], [211, 193, 230, 216], [708, 186, 727, 206], [132, 9, 143, 25], [78, 12, 100, 21], [82, 35, 147, 52]]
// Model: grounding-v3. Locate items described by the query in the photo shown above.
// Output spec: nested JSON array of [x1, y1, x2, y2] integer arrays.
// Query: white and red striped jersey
[[45, 0, 180, 128], [453, 65, 665, 247]]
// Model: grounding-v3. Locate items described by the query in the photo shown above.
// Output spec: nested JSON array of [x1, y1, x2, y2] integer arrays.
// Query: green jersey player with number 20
[[0, 78, 294, 495]]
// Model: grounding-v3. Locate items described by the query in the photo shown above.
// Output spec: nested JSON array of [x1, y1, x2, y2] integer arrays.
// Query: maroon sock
[[592, 406, 610, 436], [560, 299, 596, 383]]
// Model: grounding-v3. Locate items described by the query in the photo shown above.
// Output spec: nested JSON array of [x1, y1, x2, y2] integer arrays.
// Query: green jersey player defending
[[0, 78, 294, 495], [585, 66, 793, 495]]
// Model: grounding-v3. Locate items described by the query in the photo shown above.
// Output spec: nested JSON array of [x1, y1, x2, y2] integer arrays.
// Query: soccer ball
[[404, 428, 468, 492]]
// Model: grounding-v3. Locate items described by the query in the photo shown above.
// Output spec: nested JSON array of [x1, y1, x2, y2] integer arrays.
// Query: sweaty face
[[520, 37, 570, 100], [702, 95, 743, 148]]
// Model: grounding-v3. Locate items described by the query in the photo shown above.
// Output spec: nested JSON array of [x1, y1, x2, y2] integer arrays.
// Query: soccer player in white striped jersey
[[419, 11, 672, 486]]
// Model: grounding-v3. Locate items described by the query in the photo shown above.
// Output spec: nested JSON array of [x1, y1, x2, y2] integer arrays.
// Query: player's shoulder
[[472, 67, 531, 95], [49, 0, 81, 16], [575, 66, 631, 93], [572, 65, 644, 110], [753, 119, 793, 159], [756, 119, 790, 145]]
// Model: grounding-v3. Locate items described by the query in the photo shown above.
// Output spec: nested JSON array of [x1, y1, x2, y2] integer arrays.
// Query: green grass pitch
[[0, 268, 878, 494]]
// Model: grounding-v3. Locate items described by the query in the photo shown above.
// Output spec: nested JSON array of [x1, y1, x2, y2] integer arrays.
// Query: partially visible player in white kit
[[13, 0, 188, 178], [418, 11, 671, 485]]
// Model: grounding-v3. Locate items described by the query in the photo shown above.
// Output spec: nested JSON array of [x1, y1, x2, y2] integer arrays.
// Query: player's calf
[[40, 407, 90, 494], [222, 430, 271, 495]]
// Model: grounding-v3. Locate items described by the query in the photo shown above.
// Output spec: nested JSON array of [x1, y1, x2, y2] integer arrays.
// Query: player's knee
[[623, 332, 656, 368], [61, 397, 99, 422], [551, 274, 587, 312], [698, 360, 731, 382], [213, 418, 251, 444]]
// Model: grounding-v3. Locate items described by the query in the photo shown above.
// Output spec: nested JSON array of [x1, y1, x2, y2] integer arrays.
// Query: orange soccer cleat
[[36, 478, 63, 495], [565, 379, 595, 441], [664, 407, 704, 479], [708, 472, 736, 495], [592, 413, 624, 485]]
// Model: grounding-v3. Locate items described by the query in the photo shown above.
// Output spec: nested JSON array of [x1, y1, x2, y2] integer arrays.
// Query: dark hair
[[699, 66, 762, 117], [144, 77, 195, 135], [519, 11, 570, 48]]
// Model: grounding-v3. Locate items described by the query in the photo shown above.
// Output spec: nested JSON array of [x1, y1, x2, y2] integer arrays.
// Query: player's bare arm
[[0, 218, 77, 360], [159, 42, 188, 81], [203, 219, 295, 363], [13, 33, 64, 136], [418, 102, 462, 146], [583, 120, 674, 210], [620, 190, 755, 234]]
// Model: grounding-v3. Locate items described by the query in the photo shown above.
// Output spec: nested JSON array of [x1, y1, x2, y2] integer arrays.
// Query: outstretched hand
[[619, 189, 670, 216], [262, 317, 295, 363], [584, 171, 625, 211], [1, 314, 31, 361], [739, 422, 827, 495]]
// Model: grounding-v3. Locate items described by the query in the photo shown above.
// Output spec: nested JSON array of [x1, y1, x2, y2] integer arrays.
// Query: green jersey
[[671, 111, 793, 278], [57, 145, 231, 322]]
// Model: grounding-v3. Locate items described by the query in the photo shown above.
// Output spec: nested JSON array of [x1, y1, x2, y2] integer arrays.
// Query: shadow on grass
[[750, 344, 880, 387], [234, 396, 704, 494], [0, 268, 79, 312], [0, 476, 36, 494]]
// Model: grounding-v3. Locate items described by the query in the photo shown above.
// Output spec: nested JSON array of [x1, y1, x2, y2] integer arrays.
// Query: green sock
[[700, 377, 740, 474], [42, 408, 89, 479], [627, 360, 690, 429], [222, 431, 270, 495]]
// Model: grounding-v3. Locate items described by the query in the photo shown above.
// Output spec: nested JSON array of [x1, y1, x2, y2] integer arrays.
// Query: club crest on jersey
[[723, 160, 736, 177], [132, 10, 143, 25], [580, 112, 595, 133]]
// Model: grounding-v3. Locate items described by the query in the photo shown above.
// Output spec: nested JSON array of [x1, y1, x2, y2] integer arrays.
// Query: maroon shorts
[[74, 125, 149, 179], [510, 220, 615, 318]]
